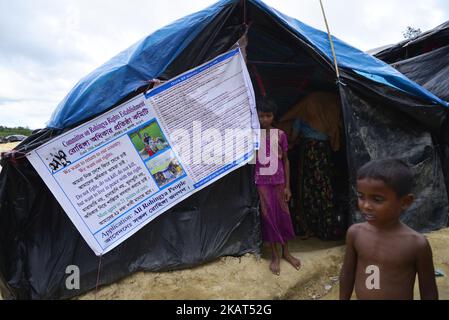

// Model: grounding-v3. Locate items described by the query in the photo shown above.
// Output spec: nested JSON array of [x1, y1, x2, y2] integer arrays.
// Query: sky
[[1, 0, 448, 129]]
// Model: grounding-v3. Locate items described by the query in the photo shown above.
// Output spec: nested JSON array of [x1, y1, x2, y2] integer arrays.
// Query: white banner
[[27, 48, 259, 255]]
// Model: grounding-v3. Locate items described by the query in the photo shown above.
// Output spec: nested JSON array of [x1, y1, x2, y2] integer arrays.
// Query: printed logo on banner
[[45, 149, 72, 173]]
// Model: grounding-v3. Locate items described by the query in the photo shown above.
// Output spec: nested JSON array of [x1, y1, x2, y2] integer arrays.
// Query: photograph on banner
[[129, 121, 170, 161]]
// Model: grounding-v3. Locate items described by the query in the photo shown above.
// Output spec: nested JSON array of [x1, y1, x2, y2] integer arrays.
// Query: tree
[[403, 26, 422, 40]]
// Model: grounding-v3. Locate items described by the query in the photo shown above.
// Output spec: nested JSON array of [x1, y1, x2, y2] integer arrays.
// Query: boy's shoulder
[[345, 223, 368, 243], [347, 222, 429, 248], [347, 222, 368, 235], [398, 223, 430, 248]]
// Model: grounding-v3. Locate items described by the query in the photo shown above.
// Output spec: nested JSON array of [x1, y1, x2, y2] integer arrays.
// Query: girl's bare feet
[[270, 243, 281, 276], [270, 257, 281, 276]]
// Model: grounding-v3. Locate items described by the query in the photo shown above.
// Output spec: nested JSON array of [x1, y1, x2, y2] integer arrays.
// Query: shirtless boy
[[340, 159, 438, 300]]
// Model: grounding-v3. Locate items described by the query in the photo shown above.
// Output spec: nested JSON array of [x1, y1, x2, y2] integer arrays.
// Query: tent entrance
[[285, 110, 350, 241], [245, 18, 350, 240]]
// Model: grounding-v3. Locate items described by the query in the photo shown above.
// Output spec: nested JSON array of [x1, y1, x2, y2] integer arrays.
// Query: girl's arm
[[283, 150, 291, 202], [281, 129, 292, 203]]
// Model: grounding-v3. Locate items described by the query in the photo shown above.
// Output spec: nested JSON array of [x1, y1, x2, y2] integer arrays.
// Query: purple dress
[[255, 130, 296, 244]]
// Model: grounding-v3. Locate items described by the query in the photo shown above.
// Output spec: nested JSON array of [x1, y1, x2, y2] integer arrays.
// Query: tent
[[374, 21, 449, 101], [1, 0, 448, 299], [374, 21, 449, 202]]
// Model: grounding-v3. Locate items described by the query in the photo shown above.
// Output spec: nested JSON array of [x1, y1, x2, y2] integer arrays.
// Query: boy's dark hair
[[357, 159, 414, 197], [256, 97, 277, 115]]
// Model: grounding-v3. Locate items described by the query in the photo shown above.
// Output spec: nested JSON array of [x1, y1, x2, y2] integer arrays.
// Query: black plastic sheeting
[[391, 45, 449, 102], [391, 46, 449, 195], [339, 83, 448, 230], [373, 23, 449, 201]]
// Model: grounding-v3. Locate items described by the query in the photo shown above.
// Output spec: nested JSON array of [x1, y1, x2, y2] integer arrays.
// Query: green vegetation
[[0, 126, 33, 138]]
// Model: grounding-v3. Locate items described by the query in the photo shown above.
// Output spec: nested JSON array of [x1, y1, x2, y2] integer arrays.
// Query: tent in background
[[374, 21, 449, 101], [1, 0, 448, 299]]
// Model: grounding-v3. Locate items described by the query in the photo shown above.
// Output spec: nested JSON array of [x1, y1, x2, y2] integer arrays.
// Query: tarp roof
[[47, 0, 449, 129]]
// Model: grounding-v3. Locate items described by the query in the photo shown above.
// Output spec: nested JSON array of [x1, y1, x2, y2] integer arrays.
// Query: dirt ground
[[0, 142, 19, 153], [0, 228, 447, 300], [75, 227, 449, 300], [78, 239, 346, 300]]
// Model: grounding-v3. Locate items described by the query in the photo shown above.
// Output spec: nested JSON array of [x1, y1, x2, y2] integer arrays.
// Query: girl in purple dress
[[256, 99, 301, 275]]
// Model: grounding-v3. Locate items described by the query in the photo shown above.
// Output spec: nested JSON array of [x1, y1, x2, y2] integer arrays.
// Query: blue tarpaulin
[[48, 0, 448, 129]]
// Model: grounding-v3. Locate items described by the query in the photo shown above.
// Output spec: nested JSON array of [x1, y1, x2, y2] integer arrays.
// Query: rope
[[319, 0, 340, 79]]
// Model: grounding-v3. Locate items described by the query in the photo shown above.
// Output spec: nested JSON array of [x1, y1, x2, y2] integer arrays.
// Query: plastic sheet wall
[[392, 45, 449, 102], [339, 85, 449, 231]]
